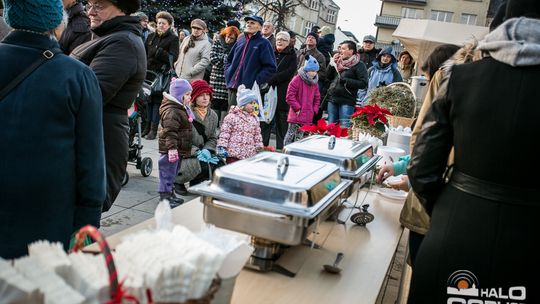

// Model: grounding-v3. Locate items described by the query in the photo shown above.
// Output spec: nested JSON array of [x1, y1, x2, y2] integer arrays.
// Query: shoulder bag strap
[[0, 48, 62, 102], [192, 119, 208, 144]]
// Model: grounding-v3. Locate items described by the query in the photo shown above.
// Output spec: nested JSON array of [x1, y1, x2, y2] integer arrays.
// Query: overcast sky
[[334, 0, 381, 40]]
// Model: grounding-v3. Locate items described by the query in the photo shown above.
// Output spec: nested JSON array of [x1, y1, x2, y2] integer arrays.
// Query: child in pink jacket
[[217, 85, 263, 163], [283, 55, 321, 145]]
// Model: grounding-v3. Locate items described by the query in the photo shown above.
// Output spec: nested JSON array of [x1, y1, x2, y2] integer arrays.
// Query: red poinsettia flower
[[351, 104, 392, 126], [262, 146, 276, 152], [299, 119, 349, 138]]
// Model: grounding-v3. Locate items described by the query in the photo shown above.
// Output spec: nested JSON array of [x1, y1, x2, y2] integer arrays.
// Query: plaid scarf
[[333, 53, 361, 73]]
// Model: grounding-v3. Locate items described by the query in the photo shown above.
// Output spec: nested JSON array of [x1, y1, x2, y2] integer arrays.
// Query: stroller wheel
[[122, 172, 129, 186], [141, 157, 153, 177]]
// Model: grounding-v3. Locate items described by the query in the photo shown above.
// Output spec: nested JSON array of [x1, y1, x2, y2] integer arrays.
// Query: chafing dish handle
[[211, 200, 290, 220], [328, 135, 336, 150], [277, 156, 289, 181]]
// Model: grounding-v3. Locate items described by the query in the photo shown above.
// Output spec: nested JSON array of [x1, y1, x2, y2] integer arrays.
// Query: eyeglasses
[[191, 26, 203, 31], [364, 41, 374, 44], [86, 2, 107, 13]]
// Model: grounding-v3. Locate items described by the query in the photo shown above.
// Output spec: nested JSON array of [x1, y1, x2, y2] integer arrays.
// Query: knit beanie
[[226, 19, 241, 30], [319, 26, 332, 37], [109, 0, 141, 15], [169, 78, 192, 102], [304, 55, 320, 72], [237, 85, 258, 107], [4, 0, 63, 33], [306, 32, 319, 42], [191, 79, 213, 103], [191, 18, 207, 30]]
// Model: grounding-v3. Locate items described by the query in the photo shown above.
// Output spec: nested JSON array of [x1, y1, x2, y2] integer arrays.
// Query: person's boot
[[141, 121, 151, 137], [159, 192, 184, 208], [174, 182, 189, 196], [145, 123, 158, 140]]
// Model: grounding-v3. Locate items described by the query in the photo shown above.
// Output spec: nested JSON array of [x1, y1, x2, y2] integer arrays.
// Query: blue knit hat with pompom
[[4, 0, 63, 33], [304, 55, 320, 72]]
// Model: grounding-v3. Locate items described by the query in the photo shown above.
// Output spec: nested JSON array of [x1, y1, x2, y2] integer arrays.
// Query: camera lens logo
[[447, 270, 479, 296]]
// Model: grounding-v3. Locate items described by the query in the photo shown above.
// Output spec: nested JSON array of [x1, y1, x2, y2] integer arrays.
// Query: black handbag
[[151, 54, 176, 96]]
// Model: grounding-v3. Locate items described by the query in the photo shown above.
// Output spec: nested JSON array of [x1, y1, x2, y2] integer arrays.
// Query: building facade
[[375, 0, 491, 47], [244, 0, 340, 41]]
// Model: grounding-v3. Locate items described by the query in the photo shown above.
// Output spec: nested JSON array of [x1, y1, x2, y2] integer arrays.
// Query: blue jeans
[[327, 102, 355, 128]]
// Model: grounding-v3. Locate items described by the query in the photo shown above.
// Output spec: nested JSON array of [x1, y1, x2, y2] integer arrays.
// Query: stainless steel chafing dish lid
[[282, 135, 380, 178], [189, 152, 352, 219]]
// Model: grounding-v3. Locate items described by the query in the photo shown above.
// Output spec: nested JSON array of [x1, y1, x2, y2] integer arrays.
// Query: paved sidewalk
[[99, 137, 198, 237]]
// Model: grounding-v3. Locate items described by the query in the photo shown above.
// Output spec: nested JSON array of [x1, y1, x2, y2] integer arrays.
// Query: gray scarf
[[478, 17, 540, 67], [298, 68, 319, 85]]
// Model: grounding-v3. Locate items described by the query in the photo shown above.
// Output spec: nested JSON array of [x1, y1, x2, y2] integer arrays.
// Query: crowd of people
[[1, 0, 539, 302]]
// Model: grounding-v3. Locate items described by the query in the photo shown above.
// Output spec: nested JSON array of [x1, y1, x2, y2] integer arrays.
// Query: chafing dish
[[282, 135, 381, 196], [189, 152, 352, 273]]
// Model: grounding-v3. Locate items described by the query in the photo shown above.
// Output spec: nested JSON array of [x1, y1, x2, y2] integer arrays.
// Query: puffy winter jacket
[[286, 75, 320, 124], [217, 106, 263, 159], [158, 94, 192, 157]]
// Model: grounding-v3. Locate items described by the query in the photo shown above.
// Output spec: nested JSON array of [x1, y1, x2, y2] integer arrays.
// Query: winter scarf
[[478, 17, 540, 67], [193, 106, 208, 120], [334, 53, 361, 72], [298, 67, 319, 85]]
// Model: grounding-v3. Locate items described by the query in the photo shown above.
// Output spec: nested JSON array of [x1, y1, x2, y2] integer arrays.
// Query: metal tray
[[189, 152, 352, 219], [282, 135, 380, 179]]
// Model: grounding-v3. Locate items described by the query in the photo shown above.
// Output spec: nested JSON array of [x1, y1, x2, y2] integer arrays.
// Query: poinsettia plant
[[261, 146, 276, 152], [299, 118, 349, 138], [350, 104, 392, 138]]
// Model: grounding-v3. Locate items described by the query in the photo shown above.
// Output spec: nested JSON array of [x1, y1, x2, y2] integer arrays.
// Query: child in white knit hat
[[217, 85, 263, 163]]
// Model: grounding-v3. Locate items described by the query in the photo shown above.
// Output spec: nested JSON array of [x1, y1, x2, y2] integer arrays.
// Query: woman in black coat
[[143, 11, 179, 140], [407, 7, 540, 303], [262, 31, 298, 150], [71, 1, 146, 212]]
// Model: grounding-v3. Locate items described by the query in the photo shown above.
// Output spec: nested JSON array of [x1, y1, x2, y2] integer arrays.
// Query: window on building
[[461, 13, 477, 25], [327, 10, 336, 23], [401, 7, 424, 19], [303, 21, 315, 36], [431, 10, 453, 22], [309, 0, 319, 10]]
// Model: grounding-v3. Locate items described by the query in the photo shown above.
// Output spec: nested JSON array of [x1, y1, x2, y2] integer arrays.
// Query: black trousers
[[260, 111, 288, 150], [102, 111, 129, 212]]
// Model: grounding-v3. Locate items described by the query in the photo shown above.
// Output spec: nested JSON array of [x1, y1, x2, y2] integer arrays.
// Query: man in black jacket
[[59, 0, 91, 54], [71, 0, 146, 211], [358, 35, 380, 69]]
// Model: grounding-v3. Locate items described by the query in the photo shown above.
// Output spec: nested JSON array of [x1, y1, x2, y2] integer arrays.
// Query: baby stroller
[[122, 80, 154, 186]]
